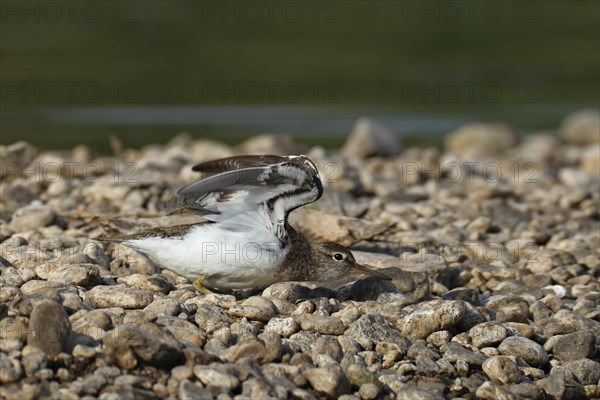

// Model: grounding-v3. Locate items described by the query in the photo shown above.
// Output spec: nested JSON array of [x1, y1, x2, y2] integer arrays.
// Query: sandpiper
[[105, 155, 390, 292]]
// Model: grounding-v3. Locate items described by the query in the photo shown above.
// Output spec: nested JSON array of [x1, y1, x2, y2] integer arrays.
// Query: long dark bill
[[352, 264, 392, 280]]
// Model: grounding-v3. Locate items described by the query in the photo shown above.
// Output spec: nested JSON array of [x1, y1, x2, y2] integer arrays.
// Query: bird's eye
[[333, 253, 344, 261]]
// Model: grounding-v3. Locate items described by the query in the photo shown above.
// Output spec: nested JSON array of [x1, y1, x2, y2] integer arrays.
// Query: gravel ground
[[1, 109, 599, 400]]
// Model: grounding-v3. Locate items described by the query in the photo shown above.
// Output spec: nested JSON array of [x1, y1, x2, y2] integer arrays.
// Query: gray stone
[[444, 122, 517, 159], [0, 354, 22, 383], [401, 300, 466, 339], [177, 379, 214, 400], [552, 330, 596, 361], [345, 314, 410, 352], [302, 367, 351, 399], [560, 108, 600, 145], [103, 322, 184, 369], [265, 317, 299, 338], [475, 381, 517, 400], [262, 282, 309, 302], [223, 341, 268, 363], [27, 300, 71, 356], [482, 356, 522, 384], [442, 342, 487, 366], [298, 315, 346, 335], [341, 117, 401, 159], [47, 264, 99, 287], [122, 274, 175, 294], [9, 204, 56, 231], [498, 336, 548, 367], [359, 383, 379, 400], [468, 322, 509, 348], [227, 305, 275, 322], [193, 366, 239, 392], [144, 297, 182, 317], [85, 285, 153, 309], [563, 358, 600, 385], [536, 369, 566, 400]]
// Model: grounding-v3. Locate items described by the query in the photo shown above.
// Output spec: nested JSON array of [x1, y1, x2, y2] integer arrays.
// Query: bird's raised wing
[[171, 155, 323, 243]]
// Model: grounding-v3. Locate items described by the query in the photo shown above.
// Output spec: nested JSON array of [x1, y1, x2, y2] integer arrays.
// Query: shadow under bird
[[103, 154, 390, 292]]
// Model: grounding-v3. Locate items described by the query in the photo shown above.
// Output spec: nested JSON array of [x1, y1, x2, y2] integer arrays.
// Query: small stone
[[475, 381, 517, 400], [552, 330, 596, 361], [122, 274, 175, 294], [401, 300, 466, 339], [9, 204, 56, 231], [265, 317, 299, 338], [144, 298, 182, 317], [346, 364, 382, 389], [498, 336, 548, 367], [27, 300, 71, 356], [21, 346, 47, 376], [442, 342, 487, 366], [359, 383, 379, 400], [223, 341, 268, 363], [482, 356, 522, 384], [178, 379, 213, 400], [560, 108, 600, 145], [262, 282, 308, 302], [468, 322, 509, 348], [444, 122, 517, 159], [298, 315, 346, 335], [311, 336, 344, 363], [341, 117, 401, 159], [193, 366, 240, 392], [47, 264, 98, 287], [227, 305, 275, 322], [563, 359, 600, 385], [426, 331, 452, 348], [85, 285, 153, 309], [345, 314, 410, 352], [103, 322, 184, 369], [302, 367, 351, 399], [0, 354, 22, 383], [536, 369, 566, 400]]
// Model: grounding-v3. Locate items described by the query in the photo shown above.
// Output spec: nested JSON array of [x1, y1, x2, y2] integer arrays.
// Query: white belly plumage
[[126, 224, 287, 289]]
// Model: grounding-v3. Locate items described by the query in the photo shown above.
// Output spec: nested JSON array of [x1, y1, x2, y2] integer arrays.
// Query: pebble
[[103, 322, 184, 369], [266, 317, 299, 338], [84, 285, 153, 309], [482, 355, 522, 384], [468, 321, 509, 348], [497, 336, 548, 367], [193, 366, 240, 392], [302, 367, 351, 399], [345, 314, 411, 352], [26, 300, 71, 356], [401, 300, 466, 339], [298, 314, 346, 335], [9, 204, 56, 232], [551, 330, 596, 361], [564, 358, 600, 386], [227, 305, 275, 322]]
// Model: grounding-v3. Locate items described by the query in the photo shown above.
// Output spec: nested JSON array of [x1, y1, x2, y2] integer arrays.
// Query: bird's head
[[310, 242, 391, 282]]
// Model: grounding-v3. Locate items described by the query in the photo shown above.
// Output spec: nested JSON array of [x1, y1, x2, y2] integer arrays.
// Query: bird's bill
[[351, 264, 392, 280]]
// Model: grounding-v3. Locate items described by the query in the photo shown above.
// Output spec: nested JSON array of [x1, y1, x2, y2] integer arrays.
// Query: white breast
[[126, 223, 287, 289]]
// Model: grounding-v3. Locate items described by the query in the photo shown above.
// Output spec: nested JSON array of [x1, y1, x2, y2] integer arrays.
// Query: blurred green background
[[1, 0, 599, 151]]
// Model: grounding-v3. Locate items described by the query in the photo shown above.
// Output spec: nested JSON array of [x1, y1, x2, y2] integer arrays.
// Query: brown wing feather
[[191, 155, 289, 173]]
